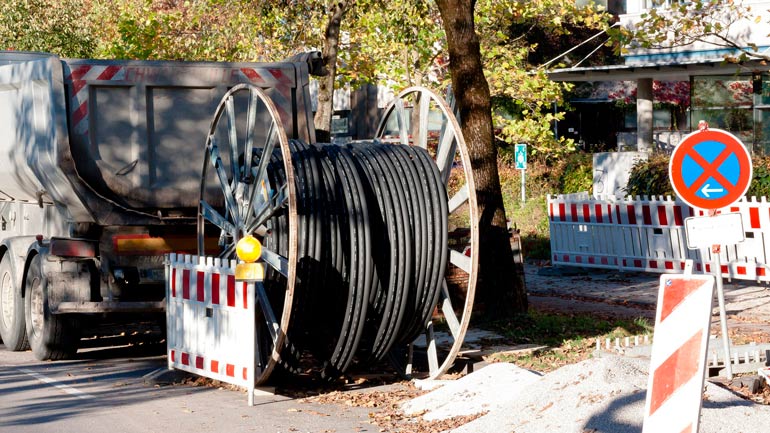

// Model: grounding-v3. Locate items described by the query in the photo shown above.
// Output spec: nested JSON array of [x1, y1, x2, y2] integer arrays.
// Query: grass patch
[[479, 311, 653, 373]]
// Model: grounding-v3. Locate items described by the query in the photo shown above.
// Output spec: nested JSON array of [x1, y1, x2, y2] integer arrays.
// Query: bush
[[624, 153, 770, 199], [498, 150, 594, 260], [624, 152, 673, 197], [558, 153, 593, 194], [749, 157, 770, 198]]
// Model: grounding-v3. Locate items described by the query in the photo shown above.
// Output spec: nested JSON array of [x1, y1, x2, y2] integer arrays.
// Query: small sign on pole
[[515, 143, 527, 204], [684, 213, 744, 249], [514, 143, 527, 170]]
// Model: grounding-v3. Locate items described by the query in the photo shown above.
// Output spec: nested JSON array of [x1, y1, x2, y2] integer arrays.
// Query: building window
[[690, 74, 769, 153]]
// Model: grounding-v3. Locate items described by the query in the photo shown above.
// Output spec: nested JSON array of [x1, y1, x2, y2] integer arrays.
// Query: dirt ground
[[524, 263, 770, 405]]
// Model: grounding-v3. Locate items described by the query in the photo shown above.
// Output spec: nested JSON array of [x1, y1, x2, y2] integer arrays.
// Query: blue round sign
[[669, 129, 752, 210]]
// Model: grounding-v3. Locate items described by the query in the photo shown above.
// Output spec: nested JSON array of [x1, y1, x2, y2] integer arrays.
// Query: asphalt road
[[0, 341, 375, 433]]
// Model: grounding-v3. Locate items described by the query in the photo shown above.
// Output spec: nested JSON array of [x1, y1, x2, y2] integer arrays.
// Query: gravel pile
[[404, 354, 770, 433]]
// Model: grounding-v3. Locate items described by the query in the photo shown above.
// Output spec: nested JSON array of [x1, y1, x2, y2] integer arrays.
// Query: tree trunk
[[314, 1, 352, 143], [435, 0, 527, 317]]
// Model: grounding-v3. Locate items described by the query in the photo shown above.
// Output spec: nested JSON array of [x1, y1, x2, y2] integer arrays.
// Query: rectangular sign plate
[[684, 213, 744, 250], [515, 143, 527, 170]]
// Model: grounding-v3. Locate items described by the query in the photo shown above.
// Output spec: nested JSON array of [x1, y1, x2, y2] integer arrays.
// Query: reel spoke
[[416, 93, 430, 149], [395, 99, 409, 146], [208, 137, 242, 230], [226, 96, 239, 182], [448, 184, 469, 214], [199, 200, 236, 236], [439, 282, 462, 340], [248, 182, 289, 234], [242, 89, 259, 182], [255, 282, 280, 343], [449, 249, 471, 274], [436, 126, 456, 184], [261, 247, 290, 278]]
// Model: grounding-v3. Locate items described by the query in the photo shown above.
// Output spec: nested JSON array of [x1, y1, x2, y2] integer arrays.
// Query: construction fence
[[548, 193, 770, 282]]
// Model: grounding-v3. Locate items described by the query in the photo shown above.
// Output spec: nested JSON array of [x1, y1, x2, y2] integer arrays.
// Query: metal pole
[[712, 249, 733, 380], [520, 169, 526, 205]]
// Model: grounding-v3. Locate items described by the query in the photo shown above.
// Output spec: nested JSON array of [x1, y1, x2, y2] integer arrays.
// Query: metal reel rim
[[197, 83, 298, 385]]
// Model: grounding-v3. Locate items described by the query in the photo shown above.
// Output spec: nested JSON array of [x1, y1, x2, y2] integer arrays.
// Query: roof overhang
[[547, 58, 770, 82]]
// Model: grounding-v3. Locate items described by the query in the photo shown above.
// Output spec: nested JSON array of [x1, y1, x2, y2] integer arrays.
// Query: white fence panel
[[166, 253, 257, 403], [548, 194, 770, 281]]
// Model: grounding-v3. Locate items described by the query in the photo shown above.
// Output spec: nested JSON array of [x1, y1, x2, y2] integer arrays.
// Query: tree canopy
[[1, 0, 613, 157], [0, 0, 617, 317], [611, 0, 769, 62]]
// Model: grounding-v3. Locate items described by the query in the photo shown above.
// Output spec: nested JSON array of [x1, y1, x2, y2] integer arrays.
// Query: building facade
[[551, 0, 770, 154]]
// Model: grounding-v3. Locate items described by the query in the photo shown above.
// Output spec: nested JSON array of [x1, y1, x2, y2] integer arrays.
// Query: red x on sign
[[669, 129, 752, 210]]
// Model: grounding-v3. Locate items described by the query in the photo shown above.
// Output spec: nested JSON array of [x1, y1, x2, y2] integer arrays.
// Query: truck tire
[[24, 254, 79, 360], [0, 254, 28, 351]]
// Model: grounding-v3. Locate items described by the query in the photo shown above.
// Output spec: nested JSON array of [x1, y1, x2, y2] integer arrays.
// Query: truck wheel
[[0, 254, 28, 351], [24, 254, 79, 360]]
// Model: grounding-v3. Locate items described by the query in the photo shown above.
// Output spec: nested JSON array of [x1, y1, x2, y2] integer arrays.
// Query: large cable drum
[[198, 84, 477, 383]]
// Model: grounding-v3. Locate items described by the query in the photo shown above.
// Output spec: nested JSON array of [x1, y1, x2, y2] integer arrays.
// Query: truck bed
[[0, 52, 316, 226]]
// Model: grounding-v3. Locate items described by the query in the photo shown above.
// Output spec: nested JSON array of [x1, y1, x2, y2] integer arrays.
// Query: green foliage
[[90, 0, 322, 61], [624, 153, 674, 197], [0, 0, 96, 57], [475, 0, 614, 157], [348, 1, 443, 88], [607, 0, 765, 62], [498, 150, 594, 260], [748, 157, 770, 198], [558, 153, 593, 193], [619, 153, 770, 199]]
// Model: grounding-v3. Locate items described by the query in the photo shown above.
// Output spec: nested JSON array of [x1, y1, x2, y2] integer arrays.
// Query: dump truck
[[0, 51, 320, 360]]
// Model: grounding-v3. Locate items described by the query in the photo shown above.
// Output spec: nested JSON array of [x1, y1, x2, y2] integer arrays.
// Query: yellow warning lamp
[[236, 234, 262, 263], [235, 235, 264, 281]]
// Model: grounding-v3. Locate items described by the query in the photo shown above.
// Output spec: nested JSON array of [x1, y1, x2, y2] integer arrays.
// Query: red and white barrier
[[643, 274, 714, 433], [166, 253, 256, 404], [548, 194, 770, 281]]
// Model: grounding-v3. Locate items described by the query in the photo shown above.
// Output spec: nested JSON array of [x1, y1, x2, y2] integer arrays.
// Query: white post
[[713, 250, 733, 379]]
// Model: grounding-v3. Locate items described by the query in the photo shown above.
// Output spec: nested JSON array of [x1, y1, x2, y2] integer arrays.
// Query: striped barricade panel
[[548, 194, 770, 281], [728, 199, 770, 281], [549, 195, 694, 273], [548, 196, 619, 268], [166, 253, 255, 391], [643, 274, 714, 433]]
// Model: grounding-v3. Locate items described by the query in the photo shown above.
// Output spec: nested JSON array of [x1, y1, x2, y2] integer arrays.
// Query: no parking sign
[[669, 128, 752, 210]]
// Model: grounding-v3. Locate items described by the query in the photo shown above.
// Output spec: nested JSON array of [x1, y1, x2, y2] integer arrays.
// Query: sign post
[[515, 143, 527, 205], [669, 124, 753, 381]]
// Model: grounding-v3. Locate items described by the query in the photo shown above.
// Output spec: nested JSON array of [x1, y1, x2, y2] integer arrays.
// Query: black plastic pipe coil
[[261, 140, 448, 381]]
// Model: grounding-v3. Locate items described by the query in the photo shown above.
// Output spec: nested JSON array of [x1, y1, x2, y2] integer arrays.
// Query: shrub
[[749, 157, 770, 198], [558, 153, 593, 194], [624, 152, 673, 197]]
